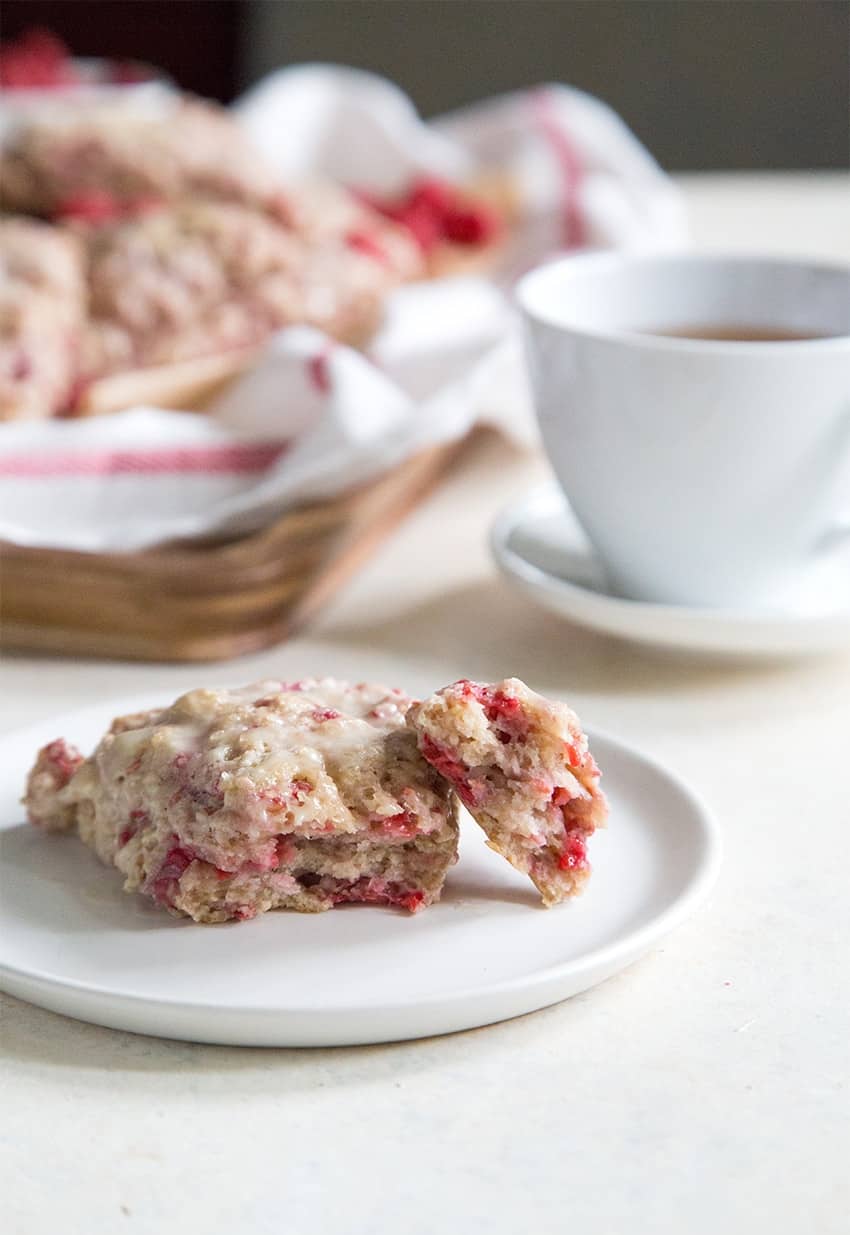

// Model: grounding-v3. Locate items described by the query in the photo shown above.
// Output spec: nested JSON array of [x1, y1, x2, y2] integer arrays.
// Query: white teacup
[[517, 253, 850, 608]]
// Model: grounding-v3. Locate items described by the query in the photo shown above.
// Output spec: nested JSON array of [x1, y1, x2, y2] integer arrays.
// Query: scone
[[408, 678, 607, 905], [0, 98, 282, 218], [0, 198, 420, 418], [78, 199, 414, 384], [24, 679, 458, 923], [0, 217, 85, 420]]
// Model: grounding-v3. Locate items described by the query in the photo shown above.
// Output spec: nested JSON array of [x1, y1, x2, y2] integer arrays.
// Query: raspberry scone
[[407, 679, 607, 906], [0, 97, 423, 284], [0, 217, 85, 420], [0, 99, 282, 219], [78, 199, 413, 386], [24, 680, 458, 923]]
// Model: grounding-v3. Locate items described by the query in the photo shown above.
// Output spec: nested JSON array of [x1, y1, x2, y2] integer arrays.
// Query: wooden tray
[[0, 439, 467, 662]]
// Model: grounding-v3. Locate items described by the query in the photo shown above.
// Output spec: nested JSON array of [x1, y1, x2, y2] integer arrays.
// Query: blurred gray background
[[243, 0, 850, 170], [6, 0, 849, 170]]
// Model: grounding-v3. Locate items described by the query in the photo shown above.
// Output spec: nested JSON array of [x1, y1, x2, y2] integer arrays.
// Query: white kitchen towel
[[0, 306, 529, 552], [0, 66, 687, 552], [235, 65, 686, 264]]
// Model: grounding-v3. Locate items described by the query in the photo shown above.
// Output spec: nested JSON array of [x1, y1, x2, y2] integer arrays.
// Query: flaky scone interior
[[408, 678, 607, 905]]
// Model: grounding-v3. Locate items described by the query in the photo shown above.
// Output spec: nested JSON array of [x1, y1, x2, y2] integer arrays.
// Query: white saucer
[[0, 694, 719, 1047], [492, 485, 850, 658]]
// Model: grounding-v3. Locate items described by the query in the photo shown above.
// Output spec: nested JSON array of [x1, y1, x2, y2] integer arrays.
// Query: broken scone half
[[24, 679, 458, 923], [408, 678, 607, 905]]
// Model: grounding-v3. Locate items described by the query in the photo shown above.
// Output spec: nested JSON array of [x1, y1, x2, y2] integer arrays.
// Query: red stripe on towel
[[306, 343, 335, 394], [532, 89, 586, 250], [0, 442, 289, 478]]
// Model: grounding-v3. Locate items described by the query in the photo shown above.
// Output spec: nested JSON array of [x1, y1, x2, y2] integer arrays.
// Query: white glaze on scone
[[24, 679, 458, 923], [408, 678, 607, 906]]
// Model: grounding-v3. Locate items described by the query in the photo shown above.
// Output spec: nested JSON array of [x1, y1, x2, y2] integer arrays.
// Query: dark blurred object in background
[[4, 0, 848, 171], [2, 0, 241, 102]]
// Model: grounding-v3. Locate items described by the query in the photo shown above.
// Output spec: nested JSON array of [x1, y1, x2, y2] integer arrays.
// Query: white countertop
[[2, 173, 849, 1235]]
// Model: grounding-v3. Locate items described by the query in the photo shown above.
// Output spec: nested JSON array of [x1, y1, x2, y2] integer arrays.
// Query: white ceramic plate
[[492, 485, 850, 658], [0, 695, 720, 1047]]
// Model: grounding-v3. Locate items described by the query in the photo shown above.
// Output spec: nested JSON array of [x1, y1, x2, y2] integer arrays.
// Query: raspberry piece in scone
[[408, 678, 607, 906], [23, 679, 458, 923], [361, 176, 503, 275], [24, 739, 85, 830]]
